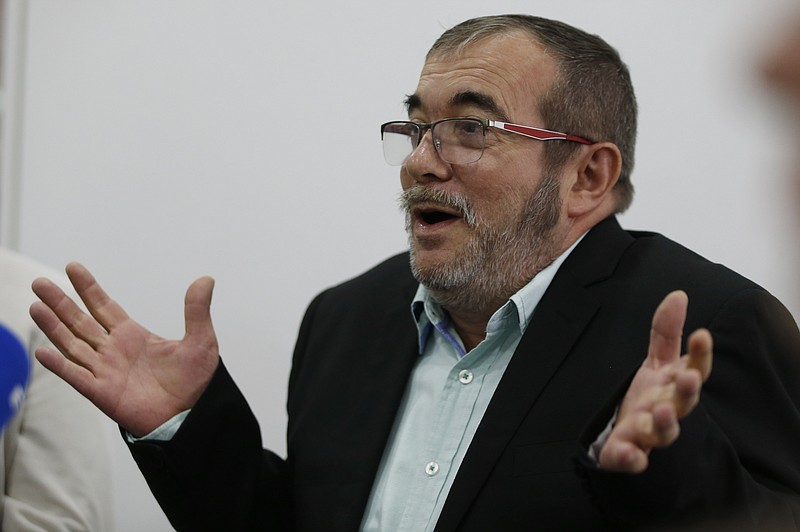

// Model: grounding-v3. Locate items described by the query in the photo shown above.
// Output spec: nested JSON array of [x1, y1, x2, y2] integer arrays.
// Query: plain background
[[2, 1, 800, 530]]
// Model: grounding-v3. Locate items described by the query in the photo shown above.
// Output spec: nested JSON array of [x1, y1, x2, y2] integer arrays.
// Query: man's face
[[400, 33, 571, 310]]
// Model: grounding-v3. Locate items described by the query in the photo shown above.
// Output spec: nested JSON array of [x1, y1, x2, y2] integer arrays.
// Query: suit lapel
[[434, 216, 634, 530], [342, 260, 422, 526], [288, 254, 423, 531]]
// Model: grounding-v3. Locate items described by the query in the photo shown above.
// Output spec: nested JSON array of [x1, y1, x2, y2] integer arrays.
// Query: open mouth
[[413, 205, 462, 228], [419, 209, 459, 225]]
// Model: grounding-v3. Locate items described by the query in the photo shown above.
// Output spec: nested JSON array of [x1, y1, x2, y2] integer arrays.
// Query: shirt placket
[[403, 315, 510, 531]]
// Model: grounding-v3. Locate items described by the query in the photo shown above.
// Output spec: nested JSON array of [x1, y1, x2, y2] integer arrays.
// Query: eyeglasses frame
[[380, 117, 593, 165]]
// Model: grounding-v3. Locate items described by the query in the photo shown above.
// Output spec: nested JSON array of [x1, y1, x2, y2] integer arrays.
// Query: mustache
[[398, 185, 478, 228]]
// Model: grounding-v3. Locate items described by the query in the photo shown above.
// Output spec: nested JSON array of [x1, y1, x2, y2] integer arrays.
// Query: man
[[0, 247, 113, 531], [29, 14, 800, 531]]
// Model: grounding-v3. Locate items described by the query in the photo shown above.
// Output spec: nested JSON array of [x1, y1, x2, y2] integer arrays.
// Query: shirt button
[[425, 461, 440, 476], [458, 369, 474, 384]]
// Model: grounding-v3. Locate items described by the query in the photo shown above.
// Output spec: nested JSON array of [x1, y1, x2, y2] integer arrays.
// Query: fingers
[[34, 345, 98, 402], [671, 369, 703, 419], [605, 362, 704, 472], [671, 328, 712, 418], [629, 384, 682, 446], [646, 290, 688, 368], [30, 263, 134, 367], [599, 439, 650, 473], [64, 262, 130, 331], [29, 297, 101, 367], [30, 298, 103, 406], [31, 276, 108, 348], [686, 328, 713, 381], [599, 403, 680, 473]]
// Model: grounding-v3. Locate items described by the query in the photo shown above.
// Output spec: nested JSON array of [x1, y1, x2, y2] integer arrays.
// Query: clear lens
[[381, 122, 419, 166], [434, 119, 485, 164], [380, 118, 486, 166]]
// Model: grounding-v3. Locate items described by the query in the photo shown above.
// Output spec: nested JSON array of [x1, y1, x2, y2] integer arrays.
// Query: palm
[[30, 263, 219, 437]]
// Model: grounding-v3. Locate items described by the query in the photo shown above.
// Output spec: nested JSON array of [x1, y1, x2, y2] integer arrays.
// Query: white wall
[[6, 1, 800, 530]]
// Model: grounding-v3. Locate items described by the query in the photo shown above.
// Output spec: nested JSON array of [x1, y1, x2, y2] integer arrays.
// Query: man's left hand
[[598, 290, 713, 473]]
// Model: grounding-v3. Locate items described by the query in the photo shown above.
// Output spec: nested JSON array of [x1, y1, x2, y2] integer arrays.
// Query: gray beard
[[400, 173, 563, 317]]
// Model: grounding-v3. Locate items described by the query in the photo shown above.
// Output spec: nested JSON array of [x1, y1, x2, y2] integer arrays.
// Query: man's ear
[[565, 142, 622, 217]]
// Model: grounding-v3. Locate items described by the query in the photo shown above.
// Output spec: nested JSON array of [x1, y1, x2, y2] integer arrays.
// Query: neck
[[427, 226, 581, 352], [427, 272, 523, 353], [445, 306, 494, 352]]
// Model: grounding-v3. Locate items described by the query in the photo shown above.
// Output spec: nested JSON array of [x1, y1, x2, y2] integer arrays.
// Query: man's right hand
[[30, 262, 220, 437]]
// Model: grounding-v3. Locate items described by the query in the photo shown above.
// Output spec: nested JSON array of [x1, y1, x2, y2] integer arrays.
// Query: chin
[[409, 246, 475, 291]]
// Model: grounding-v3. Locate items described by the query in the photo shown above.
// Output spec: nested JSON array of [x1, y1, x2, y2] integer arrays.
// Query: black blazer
[[130, 216, 800, 531]]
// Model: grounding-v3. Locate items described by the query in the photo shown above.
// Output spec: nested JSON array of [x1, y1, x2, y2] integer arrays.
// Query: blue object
[[0, 323, 30, 431]]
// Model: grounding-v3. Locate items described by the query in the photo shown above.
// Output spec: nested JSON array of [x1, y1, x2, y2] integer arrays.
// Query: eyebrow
[[404, 90, 510, 122]]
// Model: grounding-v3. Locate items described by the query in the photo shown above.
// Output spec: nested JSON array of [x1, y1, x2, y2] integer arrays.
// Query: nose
[[402, 129, 452, 186]]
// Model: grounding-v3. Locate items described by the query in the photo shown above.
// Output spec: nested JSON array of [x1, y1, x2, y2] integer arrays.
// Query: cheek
[[399, 167, 414, 190], [471, 182, 532, 224]]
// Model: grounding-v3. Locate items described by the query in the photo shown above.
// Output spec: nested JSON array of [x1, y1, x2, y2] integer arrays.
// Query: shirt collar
[[411, 233, 586, 354]]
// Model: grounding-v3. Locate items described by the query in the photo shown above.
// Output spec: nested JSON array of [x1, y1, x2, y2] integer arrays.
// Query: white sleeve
[[124, 410, 190, 443]]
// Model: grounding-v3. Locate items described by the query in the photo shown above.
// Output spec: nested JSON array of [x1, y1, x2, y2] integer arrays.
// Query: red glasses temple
[[489, 120, 592, 145]]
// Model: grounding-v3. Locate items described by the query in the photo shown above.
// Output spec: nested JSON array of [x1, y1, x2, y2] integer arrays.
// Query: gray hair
[[428, 15, 637, 212]]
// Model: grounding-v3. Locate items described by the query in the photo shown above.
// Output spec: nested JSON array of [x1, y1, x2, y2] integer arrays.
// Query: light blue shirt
[[360, 238, 581, 532]]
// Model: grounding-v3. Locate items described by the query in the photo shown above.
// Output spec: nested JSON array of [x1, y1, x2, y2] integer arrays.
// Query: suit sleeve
[[127, 360, 292, 532], [577, 288, 800, 530]]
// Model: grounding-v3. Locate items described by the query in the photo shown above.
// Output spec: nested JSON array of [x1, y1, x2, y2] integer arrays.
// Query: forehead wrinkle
[[412, 35, 551, 124]]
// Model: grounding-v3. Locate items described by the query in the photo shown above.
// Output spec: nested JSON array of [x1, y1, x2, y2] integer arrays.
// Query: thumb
[[184, 276, 216, 341], [646, 290, 688, 368]]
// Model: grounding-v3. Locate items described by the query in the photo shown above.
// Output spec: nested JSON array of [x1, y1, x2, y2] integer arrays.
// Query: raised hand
[[29, 263, 220, 437], [598, 290, 713, 473]]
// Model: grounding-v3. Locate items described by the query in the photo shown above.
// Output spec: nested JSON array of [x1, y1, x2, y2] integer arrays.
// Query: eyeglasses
[[380, 117, 593, 166]]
